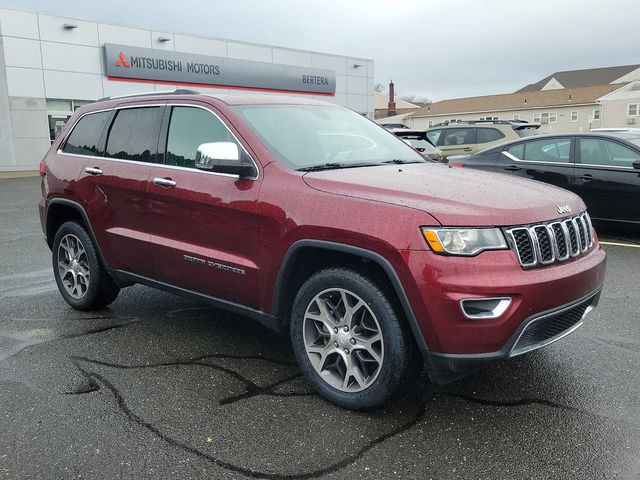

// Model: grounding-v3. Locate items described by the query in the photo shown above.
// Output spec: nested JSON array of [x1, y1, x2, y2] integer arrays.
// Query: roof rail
[[431, 119, 533, 127], [97, 88, 200, 102]]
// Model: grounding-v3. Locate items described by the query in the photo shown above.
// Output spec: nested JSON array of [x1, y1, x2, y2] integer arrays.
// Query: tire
[[52, 221, 120, 310], [290, 267, 419, 410]]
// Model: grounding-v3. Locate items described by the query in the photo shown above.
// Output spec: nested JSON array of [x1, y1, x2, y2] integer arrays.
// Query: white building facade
[[0, 7, 374, 172]]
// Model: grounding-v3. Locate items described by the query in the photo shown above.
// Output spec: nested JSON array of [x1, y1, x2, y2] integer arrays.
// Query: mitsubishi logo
[[556, 205, 572, 215], [114, 51, 130, 67]]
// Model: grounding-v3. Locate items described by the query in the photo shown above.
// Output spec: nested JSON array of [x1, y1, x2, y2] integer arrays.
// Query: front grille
[[511, 294, 596, 356], [506, 213, 594, 268]]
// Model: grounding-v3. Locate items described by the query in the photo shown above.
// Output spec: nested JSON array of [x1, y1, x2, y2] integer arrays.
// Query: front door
[[498, 137, 575, 192], [145, 104, 262, 307], [573, 137, 640, 223]]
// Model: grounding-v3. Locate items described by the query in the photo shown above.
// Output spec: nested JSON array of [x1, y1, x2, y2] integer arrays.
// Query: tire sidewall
[[52, 221, 103, 310], [291, 268, 410, 410]]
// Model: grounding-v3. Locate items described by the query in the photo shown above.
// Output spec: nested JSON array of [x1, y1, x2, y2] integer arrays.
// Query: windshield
[[232, 105, 425, 170]]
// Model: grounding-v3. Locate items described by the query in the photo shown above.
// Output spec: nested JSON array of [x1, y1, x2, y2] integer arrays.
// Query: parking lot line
[[599, 241, 640, 248]]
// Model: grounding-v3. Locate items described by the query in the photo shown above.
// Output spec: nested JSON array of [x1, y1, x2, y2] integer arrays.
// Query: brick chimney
[[388, 80, 396, 116]]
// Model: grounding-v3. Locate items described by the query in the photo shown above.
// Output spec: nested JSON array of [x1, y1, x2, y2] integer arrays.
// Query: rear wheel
[[290, 267, 419, 409], [52, 221, 120, 310]]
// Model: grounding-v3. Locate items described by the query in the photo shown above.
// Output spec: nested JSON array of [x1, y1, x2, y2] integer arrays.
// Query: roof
[[407, 84, 624, 118], [517, 64, 640, 92], [373, 91, 419, 110]]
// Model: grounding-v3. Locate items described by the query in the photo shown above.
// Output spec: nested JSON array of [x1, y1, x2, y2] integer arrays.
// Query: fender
[[46, 198, 107, 266], [272, 239, 430, 356]]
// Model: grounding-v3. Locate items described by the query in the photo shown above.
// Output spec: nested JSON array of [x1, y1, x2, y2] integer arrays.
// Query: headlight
[[421, 227, 508, 256]]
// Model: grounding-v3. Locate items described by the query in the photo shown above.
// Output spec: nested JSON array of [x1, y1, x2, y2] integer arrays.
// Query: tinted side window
[[522, 138, 571, 163], [426, 129, 444, 146], [506, 143, 525, 159], [579, 138, 640, 167], [62, 111, 111, 156], [477, 128, 505, 143], [165, 106, 241, 169], [442, 128, 477, 146], [105, 107, 163, 162]]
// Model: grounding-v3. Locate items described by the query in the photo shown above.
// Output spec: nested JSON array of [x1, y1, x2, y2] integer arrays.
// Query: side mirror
[[633, 160, 640, 170], [195, 142, 254, 177]]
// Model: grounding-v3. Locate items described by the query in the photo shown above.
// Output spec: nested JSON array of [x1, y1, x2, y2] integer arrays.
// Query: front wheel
[[52, 221, 120, 310], [290, 268, 419, 409]]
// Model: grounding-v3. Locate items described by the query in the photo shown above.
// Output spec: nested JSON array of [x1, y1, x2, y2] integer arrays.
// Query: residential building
[[379, 64, 640, 133]]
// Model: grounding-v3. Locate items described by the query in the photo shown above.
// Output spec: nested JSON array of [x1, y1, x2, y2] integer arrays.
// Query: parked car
[[450, 132, 640, 224], [389, 128, 443, 162], [426, 120, 540, 161], [39, 91, 605, 409]]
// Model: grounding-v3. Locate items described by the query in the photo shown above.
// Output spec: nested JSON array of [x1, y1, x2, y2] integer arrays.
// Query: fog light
[[460, 297, 512, 319]]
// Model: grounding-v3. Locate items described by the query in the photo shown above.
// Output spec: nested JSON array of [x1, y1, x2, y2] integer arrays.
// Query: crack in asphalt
[[68, 355, 426, 480]]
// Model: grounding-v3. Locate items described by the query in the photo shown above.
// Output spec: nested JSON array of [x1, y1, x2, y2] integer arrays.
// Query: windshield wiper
[[297, 162, 382, 172], [382, 159, 421, 164]]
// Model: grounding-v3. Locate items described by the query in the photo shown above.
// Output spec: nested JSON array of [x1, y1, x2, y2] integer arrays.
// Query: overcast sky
[[2, 0, 639, 102]]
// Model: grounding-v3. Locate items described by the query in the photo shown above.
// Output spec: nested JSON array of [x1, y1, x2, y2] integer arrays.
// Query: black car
[[389, 128, 443, 162], [451, 132, 640, 224]]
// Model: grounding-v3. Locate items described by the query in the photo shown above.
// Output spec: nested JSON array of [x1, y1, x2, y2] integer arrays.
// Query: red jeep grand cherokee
[[39, 91, 606, 409]]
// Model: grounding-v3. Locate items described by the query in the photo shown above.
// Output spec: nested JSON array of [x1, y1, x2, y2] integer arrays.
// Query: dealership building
[[0, 7, 374, 173]]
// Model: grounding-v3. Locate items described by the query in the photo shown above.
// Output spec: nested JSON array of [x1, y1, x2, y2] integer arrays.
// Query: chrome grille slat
[[507, 213, 594, 268]]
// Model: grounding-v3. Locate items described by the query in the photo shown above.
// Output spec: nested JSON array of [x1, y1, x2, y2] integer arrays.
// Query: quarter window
[[62, 111, 111, 156], [105, 107, 163, 162], [579, 138, 639, 167], [521, 138, 572, 163], [426, 129, 444, 146], [165, 106, 241, 169], [477, 128, 505, 143], [506, 143, 525, 159]]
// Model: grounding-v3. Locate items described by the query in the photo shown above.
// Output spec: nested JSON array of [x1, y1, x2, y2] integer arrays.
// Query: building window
[[47, 99, 93, 143], [593, 109, 601, 121], [479, 116, 498, 121], [427, 120, 433, 128], [549, 112, 557, 123], [513, 114, 520, 121], [570, 111, 578, 122], [533, 113, 541, 123], [628, 104, 639, 116], [533, 112, 557, 124]]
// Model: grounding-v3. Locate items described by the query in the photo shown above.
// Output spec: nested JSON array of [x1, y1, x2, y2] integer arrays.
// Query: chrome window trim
[[57, 102, 260, 181]]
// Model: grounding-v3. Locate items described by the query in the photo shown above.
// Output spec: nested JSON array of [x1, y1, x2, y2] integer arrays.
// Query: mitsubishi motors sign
[[104, 44, 336, 95]]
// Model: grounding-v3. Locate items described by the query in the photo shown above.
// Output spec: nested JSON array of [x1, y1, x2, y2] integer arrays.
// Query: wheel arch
[[46, 199, 106, 266], [272, 240, 430, 356]]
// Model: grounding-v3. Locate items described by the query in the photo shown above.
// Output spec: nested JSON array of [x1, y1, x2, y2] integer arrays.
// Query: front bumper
[[398, 244, 606, 383], [426, 289, 600, 383]]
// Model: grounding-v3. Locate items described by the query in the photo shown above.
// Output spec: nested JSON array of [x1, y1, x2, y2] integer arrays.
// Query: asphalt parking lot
[[1, 177, 639, 480]]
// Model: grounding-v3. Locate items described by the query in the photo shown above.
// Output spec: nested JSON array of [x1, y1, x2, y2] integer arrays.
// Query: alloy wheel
[[303, 288, 384, 392], [57, 234, 90, 299]]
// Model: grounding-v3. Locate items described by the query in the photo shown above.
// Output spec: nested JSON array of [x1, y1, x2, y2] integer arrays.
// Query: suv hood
[[303, 163, 585, 226]]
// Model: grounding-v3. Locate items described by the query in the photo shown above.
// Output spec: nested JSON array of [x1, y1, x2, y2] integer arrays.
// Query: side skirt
[[107, 269, 283, 333]]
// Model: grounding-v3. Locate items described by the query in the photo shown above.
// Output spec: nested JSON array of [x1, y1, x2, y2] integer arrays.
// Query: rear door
[[145, 103, 262, 307], [438, 127, 478, 159], [72, 104, 164, 277], [497, 136, 575, 191], [573, 136, 640, 222]]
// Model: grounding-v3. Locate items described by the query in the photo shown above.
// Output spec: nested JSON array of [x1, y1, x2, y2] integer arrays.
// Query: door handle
[[503, 165, 521, 171], [85, 167, 103, 175], [579, 174, 593, 181], [153, 177, 177, 187], [463, 147, 473, 152]]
